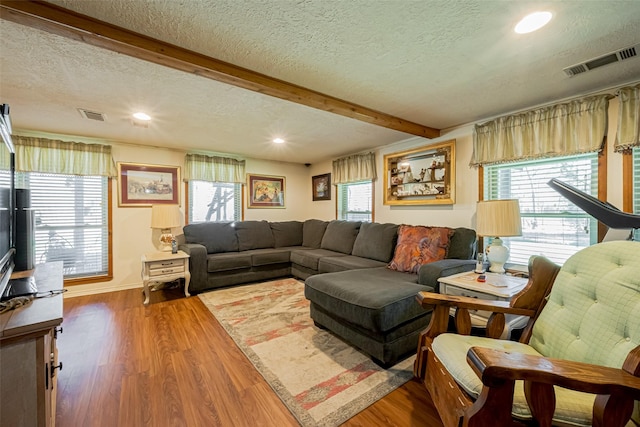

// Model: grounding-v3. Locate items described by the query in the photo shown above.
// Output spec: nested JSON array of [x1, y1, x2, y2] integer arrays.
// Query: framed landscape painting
[[118, 162, 180, 206], [312, 173, 331, 201], [247, 174, 285, 208]]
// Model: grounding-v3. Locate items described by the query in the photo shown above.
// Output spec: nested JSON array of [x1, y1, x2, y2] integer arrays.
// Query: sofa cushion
[[351, 222, 399, 262], [388, 225, 453, 274], [234, 220, 275, 251], [290, 248, 346, 270], [304, 267, 429, 332], [447, 227, 477, 259], [303, 219, 329, 248], [320, 220, 362, 254], [318, 255, 387, 273], [270, 221, 303, 247], [183, 222, 238, 253], [207, 252, 252, 272], [245, 248, 291, 266]]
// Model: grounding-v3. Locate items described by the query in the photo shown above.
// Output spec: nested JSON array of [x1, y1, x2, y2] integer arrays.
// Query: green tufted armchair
[[414, 240, 640, 427]]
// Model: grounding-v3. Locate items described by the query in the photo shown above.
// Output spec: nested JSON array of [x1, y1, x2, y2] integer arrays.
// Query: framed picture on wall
[[312, 173, 331, 201], [117, 162, 180, 206], [247, 174, 285, 208]]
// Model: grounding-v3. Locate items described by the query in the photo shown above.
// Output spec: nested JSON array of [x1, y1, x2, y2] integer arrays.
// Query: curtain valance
[[183, 153, 245, 184], [470, 94, 611, 167], [614, 84, 640, 152], [8, 136, 116, 176], [332, 152, 376, 184]]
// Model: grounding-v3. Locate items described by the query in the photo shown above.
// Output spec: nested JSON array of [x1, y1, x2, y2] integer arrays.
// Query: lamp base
[[486, 237, 509, 274], [159, 230, 174, 252]]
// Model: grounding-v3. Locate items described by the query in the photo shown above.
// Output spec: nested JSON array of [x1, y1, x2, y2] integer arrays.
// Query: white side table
[[437, 271, 528, 339], [141, 251, 191, 305]]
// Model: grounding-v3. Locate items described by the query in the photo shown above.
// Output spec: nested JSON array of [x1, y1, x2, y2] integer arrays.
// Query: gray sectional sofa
[[178, 219, 477, 365]]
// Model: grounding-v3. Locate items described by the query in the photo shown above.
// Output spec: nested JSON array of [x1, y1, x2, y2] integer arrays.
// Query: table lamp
[[150, 204, 182, 251], [476, 199, 522, 273]]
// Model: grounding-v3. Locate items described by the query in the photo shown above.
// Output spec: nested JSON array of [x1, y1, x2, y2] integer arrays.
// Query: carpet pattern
[[198, 278, 415, 427]]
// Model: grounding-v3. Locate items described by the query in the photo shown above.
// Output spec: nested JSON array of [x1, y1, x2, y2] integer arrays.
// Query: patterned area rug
[[198, 278, 415, 427]]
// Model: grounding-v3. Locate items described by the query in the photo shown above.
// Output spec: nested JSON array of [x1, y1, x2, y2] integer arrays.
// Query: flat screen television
[[0, 103, 16, 299]]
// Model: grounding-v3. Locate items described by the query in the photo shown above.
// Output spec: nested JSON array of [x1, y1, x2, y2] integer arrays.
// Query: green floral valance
[[0, 135, 116, 176], [332, 152, 376, 184], [183, 153, 245, 184], [614, 84, 640, 152], [470, 94, 611, 167]]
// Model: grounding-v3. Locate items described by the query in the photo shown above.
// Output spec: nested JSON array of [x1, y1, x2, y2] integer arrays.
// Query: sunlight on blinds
[[338, 181, 372, 222], [189, 181, 241, 222], [16, 172, 109, 278], [484, 153, 598, 265]]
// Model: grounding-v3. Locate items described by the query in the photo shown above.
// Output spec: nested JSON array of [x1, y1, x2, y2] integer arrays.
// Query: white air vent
[[77, 108, 106, 121], [563, 44, 639, 77]]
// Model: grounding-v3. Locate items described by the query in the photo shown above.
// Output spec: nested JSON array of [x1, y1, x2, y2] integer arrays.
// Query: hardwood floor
[[56, 287, 444, 426]]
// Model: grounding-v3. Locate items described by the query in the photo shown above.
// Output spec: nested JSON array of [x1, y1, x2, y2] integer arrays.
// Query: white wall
[[34, 94, 627, 297]]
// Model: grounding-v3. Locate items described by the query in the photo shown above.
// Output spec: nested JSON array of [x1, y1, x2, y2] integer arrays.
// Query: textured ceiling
[[1, 1, 640, 164]]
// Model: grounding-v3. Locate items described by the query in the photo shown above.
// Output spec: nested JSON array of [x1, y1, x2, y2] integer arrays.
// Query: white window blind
[[337, 181, 372, 221], [16, 172, 109, 278], [484, 153, 598, 265], [188, 181, 241, 222]]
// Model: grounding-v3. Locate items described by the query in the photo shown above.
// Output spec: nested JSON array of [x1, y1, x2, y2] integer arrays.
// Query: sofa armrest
[[178, 243, 208, 292], [418, 259, 476, 291]]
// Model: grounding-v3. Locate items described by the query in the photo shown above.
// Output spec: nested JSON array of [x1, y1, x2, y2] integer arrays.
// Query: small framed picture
[[247, 174, 285, 208], [117, 162, 180, 207], [312, 173, 331, 201]]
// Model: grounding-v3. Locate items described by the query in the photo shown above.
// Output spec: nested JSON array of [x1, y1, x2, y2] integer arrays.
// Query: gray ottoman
[[304, 267, 434, 366]]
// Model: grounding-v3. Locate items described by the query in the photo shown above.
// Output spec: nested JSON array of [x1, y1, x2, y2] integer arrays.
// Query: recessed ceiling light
[[514, 11, 552, 34], [133, 112, 151, 121], [273, 138, 285, 144]]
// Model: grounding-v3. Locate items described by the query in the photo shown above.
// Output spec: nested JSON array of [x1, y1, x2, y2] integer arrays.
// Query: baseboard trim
[[63, 282, 142, 298]]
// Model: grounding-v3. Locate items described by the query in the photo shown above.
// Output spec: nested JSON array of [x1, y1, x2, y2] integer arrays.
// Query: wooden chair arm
[[467, 346, 640, 399], [416, 292, 536, 318]]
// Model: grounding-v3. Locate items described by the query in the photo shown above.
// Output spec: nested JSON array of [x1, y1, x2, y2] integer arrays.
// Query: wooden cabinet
[[0, 263, 64, 427], [383, 140, 455, 205]]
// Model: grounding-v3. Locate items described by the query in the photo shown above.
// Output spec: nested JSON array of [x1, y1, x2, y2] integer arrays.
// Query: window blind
[[188, 180, 241, 222], [484, 153, 598, 265], [337, 181, 372, 221], [16, 172, 109, 278]]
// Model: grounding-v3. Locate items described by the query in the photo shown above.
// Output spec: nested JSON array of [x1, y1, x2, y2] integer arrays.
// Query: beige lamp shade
[[476, 199, 522, 274], [150, 204, 182, 230], [476, 199, 522, 238], [150, 204, 182, 251]]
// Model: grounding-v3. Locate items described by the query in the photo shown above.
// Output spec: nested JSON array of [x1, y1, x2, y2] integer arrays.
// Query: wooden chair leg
[[593, 393, 635, 427], [524, 381, 555, 427], [463, 380, 515, 427]]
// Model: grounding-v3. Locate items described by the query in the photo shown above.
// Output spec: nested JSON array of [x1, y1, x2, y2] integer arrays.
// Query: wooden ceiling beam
[[0, 0, 440, 139]]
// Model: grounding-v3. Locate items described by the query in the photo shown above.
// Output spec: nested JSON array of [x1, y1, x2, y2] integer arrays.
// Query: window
[[337, 180, 372, 221], [16, 172, 110, 280], [484, 153, 599, 265], [188, 180, 241, 222]]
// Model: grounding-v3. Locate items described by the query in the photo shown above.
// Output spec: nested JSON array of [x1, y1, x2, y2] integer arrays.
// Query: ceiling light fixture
[[514, 11, 552, 34], [273, 138, 285, 144], [133, 112, 151, 121]]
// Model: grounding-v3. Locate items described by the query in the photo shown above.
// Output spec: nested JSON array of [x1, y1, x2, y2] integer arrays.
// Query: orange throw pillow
[[388, 225, 453, 274]]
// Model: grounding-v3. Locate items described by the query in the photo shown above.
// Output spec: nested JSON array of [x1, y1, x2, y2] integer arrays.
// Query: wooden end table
[[141, 251, 191, 305], [437, 271, 528, 339]]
